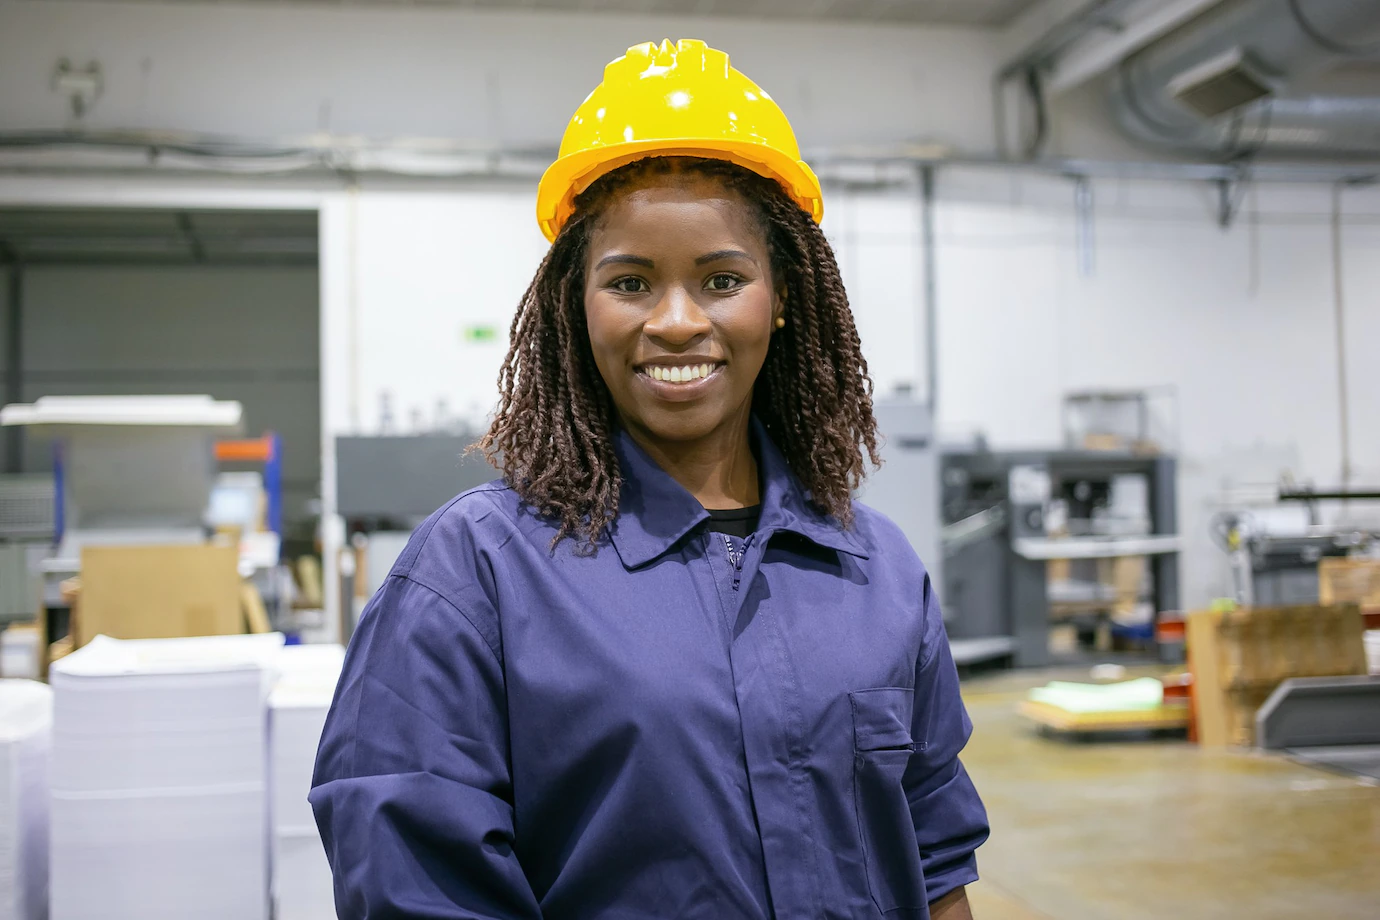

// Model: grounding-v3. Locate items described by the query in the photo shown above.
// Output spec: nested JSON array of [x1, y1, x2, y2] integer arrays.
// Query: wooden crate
[[1187, 604, 1366, 747]]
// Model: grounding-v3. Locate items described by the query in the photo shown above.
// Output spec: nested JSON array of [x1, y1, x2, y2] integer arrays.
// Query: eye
[[610, 276, 649, 294], [706, 273, 742, 292]]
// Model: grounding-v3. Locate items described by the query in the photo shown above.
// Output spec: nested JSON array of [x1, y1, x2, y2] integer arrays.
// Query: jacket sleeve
[[309, 572, 542, 920], [904, 572, 991, 904]]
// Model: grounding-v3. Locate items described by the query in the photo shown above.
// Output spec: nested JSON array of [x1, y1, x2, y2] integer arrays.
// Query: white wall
[[324, 185, 547, 437], [0, 0, 1002, 154], [823, 186, 928, 402]]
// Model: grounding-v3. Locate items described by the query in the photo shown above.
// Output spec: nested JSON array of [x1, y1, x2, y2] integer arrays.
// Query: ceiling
[[0, 208, 318, 266], [28, 0, 1043, 27]]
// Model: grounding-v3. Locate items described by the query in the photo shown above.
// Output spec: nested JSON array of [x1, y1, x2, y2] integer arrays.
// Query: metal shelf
[[1014, 534, 1181, 560]]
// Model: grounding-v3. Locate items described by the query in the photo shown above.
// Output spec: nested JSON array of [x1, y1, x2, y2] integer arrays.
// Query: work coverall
[[311, 419, 989, 919]]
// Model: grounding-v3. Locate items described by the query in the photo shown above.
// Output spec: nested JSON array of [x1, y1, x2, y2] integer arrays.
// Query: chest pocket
[[850, 688, 927, 914]]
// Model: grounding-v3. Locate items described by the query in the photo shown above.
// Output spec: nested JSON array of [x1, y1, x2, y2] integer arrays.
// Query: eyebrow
[[594, 253, 655, 270], [695, 249, 753, 265]]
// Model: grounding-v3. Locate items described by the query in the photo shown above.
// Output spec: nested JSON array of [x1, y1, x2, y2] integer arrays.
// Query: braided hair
[[479, 156, 879, 548]]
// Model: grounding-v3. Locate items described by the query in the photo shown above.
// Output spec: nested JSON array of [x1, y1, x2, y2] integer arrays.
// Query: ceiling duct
[[1110, 0, 1380, 158], [1167, 48, 1275, 118]]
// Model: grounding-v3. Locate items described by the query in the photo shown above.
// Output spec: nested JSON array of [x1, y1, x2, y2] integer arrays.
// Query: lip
[[634, 364, 725, 402]]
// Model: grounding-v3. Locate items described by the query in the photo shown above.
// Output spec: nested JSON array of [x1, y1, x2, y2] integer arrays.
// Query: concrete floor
[[958, 668, 1380, 920]]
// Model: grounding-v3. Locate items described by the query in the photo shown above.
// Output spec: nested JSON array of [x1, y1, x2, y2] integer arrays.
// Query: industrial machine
[[0, 474, 54, 647], [941, 446, 1180, 668], [334, 433, 498, 637], [1212, 487, 1380, 608], [335, 433, 497, 528], [857, 396, 942, 600]]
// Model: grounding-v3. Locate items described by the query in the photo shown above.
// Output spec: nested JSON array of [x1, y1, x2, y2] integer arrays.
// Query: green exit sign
[[462, 324, 499, 343]]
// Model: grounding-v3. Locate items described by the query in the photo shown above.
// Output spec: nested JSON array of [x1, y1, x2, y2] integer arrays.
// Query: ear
[[772, 283, 788, 325]]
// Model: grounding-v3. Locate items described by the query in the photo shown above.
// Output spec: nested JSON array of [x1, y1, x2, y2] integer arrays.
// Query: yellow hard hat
[[536, 39, 823, 242]]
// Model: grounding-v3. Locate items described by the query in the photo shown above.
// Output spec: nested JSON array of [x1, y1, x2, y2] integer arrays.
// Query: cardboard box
[[77, 544, 241, 647], [1319, 557, 1380, 609]]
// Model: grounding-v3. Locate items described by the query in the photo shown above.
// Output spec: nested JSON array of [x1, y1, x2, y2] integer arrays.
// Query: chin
[[629, 402, 728, 442]]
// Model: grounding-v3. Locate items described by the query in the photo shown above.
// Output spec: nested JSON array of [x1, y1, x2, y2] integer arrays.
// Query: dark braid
[[480, 156, 879, 548]]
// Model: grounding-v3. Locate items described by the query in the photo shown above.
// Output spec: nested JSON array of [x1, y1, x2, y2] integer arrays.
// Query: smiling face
[[583, 174, 782, 451]]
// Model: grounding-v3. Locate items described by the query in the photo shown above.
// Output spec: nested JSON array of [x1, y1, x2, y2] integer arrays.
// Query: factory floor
[[959, 667, 1380, 920]]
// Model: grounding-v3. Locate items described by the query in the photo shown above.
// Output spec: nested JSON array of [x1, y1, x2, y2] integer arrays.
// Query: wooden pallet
[[1018, 699, 1190, 734]]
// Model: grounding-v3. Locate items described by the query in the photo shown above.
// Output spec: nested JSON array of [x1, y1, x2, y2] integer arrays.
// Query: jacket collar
[[608, 417, 868, 569]]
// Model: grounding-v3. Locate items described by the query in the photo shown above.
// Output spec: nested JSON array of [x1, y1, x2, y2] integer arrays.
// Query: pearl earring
[[774, 316, 786, 329]]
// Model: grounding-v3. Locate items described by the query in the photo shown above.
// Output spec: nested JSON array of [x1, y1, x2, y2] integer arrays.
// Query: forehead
[[589, 173, 766, 252]]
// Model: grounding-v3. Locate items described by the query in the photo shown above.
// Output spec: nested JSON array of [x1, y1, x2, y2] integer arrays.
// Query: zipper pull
[[725, 534, 753, 591]]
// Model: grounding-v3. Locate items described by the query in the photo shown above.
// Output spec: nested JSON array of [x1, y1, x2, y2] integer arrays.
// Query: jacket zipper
[[721, 533, 753, 591]]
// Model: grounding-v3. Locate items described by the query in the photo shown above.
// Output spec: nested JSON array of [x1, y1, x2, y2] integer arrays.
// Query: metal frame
[[943, 448, 1179, 668], [1256, 676, 1380, 749]]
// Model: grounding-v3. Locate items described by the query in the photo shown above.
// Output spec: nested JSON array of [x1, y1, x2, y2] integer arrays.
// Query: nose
[[643, 283, 711, 348]]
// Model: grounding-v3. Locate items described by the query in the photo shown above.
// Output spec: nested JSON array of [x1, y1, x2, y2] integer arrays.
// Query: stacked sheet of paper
[[48, 634, 284, 920], [269, 643, 345, 920], [1026, 677, 1166, 713], [0, 679, 53, 920]]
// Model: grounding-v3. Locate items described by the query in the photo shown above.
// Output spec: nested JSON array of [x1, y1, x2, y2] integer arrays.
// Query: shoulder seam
[[394, 572, 504, 668], [393, 483, 514, 578]]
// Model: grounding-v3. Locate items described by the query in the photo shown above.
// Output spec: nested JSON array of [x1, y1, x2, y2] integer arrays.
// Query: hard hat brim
[[536, 139, 823, 243]]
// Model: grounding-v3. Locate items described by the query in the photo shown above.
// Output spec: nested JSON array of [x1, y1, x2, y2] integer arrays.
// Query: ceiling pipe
[[3, 127, 1379, 186], [1110, 0, 1380, 157], [996, 0, 1145, 158]]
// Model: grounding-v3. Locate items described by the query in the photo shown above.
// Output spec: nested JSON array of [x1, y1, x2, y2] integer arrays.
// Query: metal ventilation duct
[[1110, 0, 1380, 157], [1168, 48, 1275, 118]]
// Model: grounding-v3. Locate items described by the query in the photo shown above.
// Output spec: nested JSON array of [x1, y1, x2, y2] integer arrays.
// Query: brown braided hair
[[479, 156, 879, 548]]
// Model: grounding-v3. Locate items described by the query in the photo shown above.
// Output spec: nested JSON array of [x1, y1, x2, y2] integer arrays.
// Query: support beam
[[919, 165, 938, 414], [4, 260, 22, 473]]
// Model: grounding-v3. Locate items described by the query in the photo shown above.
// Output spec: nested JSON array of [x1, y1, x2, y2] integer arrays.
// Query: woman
[[312, 39, 988, 920]]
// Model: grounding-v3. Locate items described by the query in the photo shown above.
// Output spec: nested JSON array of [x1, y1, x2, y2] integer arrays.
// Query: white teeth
[[646, 364, 717, 383]]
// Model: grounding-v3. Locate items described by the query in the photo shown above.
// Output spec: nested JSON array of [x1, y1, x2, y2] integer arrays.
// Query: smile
[[637, 363, 722, 384]]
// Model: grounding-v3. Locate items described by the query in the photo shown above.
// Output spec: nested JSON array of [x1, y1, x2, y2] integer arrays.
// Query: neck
[[622, 406, 759, 510]]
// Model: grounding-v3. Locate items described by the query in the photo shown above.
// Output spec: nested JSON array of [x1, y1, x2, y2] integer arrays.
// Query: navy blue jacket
[[311, 421, 988, 919]]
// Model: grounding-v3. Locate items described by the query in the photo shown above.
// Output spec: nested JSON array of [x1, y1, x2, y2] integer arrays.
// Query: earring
[[774, 316, 786, 329]]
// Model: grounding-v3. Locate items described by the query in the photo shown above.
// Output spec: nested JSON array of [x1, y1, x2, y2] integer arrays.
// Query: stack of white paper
[[48, 634, 284, 920], [269, 644, 345, 920], [0, 679, 53, 920]]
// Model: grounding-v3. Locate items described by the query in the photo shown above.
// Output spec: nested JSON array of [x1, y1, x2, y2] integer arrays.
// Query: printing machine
[[1212, 487, 1380, 608], [940, 446, 1180, 668]]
